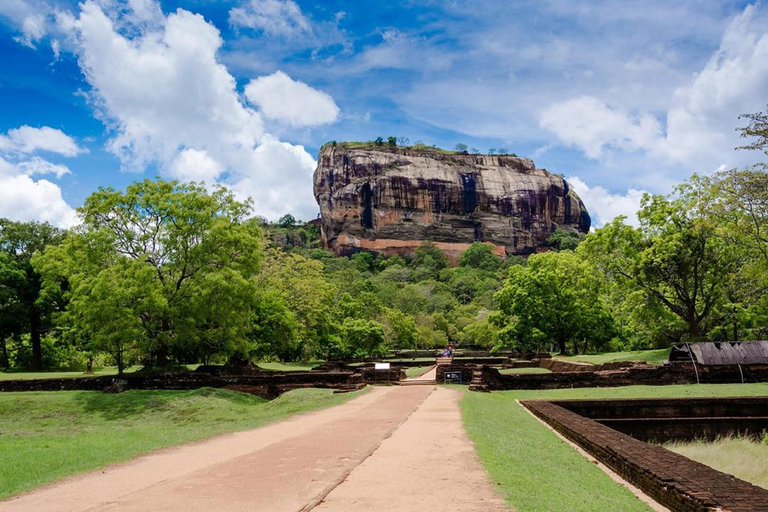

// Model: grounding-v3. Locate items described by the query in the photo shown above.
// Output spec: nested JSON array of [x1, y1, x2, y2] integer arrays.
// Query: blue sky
[[1, 0, 767, 227]]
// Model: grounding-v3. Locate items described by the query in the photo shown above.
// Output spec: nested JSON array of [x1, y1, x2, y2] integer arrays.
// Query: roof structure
[[670, 341, 768, 366]]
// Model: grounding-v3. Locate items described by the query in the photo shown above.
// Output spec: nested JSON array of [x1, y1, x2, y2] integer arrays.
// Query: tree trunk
[[0, 338, 8, 368], [30, 307, 42, 370], [557, 337, 568, 355]]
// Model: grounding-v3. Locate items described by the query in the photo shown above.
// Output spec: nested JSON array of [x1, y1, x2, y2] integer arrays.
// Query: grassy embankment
[[665, 436, 768, 490], [461, 382, 768, 512], [498, 367, 551, 374], [0, 362, 320, 380], [0, 387, 367, 500], [0, 366, 141, 380], [555, 348, 671, 366]]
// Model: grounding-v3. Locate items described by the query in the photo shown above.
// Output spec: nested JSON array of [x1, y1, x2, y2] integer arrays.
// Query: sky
[[1, 0, 768, 229]]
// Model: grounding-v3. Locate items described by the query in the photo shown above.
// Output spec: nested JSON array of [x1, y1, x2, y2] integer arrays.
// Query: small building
[[669, 341, 768, 366]]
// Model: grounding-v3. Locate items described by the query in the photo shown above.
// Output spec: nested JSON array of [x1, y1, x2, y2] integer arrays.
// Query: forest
[[1, 111, 767, 372]]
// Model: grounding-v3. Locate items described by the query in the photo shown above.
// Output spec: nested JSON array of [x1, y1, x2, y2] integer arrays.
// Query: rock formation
[[313, 144, 590, 262]]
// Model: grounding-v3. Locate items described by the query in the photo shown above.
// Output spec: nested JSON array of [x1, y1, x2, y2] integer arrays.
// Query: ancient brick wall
[[553, 397, 768, 442], [0, 371, 363, 399], [435, 363, 474, 384], [522, 400, 768, 511], [479, 363, 768, 390]]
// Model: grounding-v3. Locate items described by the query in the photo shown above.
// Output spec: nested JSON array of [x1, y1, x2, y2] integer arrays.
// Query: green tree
[[384, 309, 418, 350], [387, 136, 397, 147], [582, 179, 739, 340], [257, 248, 336, 360], [277, 214, 296, 228], [491, 251, 613, 354], [341, 318, 386, 358], [0, 219, 65, 369], [35, 179, 262, 369], [412, 242, 449, 272], [454, 143, 468, 152], [546, 227, 585, 251], [459, 243, 502, 271]]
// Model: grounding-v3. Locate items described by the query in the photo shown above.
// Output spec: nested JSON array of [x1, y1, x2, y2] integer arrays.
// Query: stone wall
[[478, 362, 768, 390], [0, 371, 365, 399], [435, 363, 475, 384], [553, 397, 768, 442], [522, 399, 768, 511]]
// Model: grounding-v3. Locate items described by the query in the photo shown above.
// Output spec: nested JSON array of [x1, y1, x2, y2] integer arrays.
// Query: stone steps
[[396, 380, 437, 386]]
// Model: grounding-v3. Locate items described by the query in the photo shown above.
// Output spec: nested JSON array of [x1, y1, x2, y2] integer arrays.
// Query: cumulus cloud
[[0, 0, 52, 48], [540, 4, 768, 173], [244, 70, 339, 127], [568, 176, 646, 227], [58, 0, 336, 219], [0, 173, 79, 228], [540, 96, 662, 159], [15, 156, 71, 178], [0, 125, 85, 156], [0, 126, 80, 229], [229, 0, 310, 38], [167, 149, 224, 183]]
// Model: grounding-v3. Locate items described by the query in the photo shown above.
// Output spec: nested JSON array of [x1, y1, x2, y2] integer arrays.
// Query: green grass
[[405, 366, 434, 378], [329, 141, 460, 155], [461, 383, 768, 512], [555, 348, 671, 366], [257, 361, 319, 372], [664, 436, 768, 490], [0, 364, 208, 381], [385, 357, 436, 363], [498, 367, 551, 374], [0, 386, 367, 500], [0, 366, 140, 380]]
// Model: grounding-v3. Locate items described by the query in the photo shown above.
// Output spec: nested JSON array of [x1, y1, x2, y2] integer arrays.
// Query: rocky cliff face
[[313, 145, 590, 262]]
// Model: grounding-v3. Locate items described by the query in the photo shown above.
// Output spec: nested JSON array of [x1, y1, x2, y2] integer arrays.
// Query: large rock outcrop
[[313, 145, 590, 262]]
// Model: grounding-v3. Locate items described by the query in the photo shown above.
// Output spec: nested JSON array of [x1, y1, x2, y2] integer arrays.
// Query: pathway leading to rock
[[2, 385, 507, 512]]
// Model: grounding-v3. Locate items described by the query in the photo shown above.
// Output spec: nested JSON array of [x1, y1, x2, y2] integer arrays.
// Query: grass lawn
[[555, 348, 671, 366], [0, 386, 367, 500], [665, 436, 768, 490], [498, 367, 551, 375], [405, 365, 434, 378], [0, 366, 141, 380], [461, 382, 768, 512], [256, 361, 319, 372]]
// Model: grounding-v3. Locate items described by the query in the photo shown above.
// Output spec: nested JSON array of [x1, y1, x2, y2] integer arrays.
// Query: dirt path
[[409, 365, 436, 381], [314, 386, 507, 511], [2, 385, 506, 512]]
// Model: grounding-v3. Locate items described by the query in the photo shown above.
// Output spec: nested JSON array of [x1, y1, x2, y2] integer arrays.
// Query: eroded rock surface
[[313, 145, 590, 261]]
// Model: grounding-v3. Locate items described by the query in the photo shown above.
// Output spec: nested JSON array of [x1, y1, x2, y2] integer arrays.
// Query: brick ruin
[[522, 397, 768, 511]]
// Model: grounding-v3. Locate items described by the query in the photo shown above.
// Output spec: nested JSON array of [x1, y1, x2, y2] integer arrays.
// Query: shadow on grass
[[72, 387, 266, 420]]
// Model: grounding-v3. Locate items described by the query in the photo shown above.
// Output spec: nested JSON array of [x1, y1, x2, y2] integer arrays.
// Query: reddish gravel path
[[2, 385, 507, 512]]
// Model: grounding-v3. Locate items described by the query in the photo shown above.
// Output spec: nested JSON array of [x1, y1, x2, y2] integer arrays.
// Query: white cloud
[[229, 0, 311, 38], [0, 125, 79, 227], [58, 0, 336, 219], [15, 156, 71, 178], [0, 0, 62, 48], [244, 70, 339, 127], [0, 173, 79, 228], [568, 176, 646, 227], [539, 96, 662, 159], [0, 125, 85, 156], [167, 148, 223, 183], [539, 4, 768, 173], [230, 137, 317, 218]]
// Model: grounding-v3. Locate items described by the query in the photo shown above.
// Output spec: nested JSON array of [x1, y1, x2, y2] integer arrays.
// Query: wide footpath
[[1, 384, 507, 512]]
